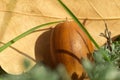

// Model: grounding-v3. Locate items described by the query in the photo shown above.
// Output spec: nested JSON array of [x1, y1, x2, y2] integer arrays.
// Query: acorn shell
[[49, 21, 94, 77]]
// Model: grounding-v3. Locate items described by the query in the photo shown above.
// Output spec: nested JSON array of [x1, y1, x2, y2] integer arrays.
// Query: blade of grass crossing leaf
[[58, 0, 100, 49], [0, 21, 63, 52], [58, 0, 111, 62]]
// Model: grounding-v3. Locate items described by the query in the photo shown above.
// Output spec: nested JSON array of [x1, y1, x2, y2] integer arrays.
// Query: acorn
[[35, 21, 94, 79]]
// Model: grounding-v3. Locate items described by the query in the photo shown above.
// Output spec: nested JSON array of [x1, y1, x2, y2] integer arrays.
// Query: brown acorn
[[35, 21, 94, 79]]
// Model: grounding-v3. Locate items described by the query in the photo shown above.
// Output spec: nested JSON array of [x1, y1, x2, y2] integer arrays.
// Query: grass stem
[[58, 0, 100, 49], [0, 20, 63, 52]]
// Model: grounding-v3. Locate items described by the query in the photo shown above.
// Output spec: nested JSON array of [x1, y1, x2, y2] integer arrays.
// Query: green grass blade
[[0, 20, 63, 52], [58, 0, 100, 49], [58, 0, 111, 62]]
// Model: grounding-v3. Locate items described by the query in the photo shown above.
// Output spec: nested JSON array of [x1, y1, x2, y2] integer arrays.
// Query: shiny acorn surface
[[35, 21, 94, 79]]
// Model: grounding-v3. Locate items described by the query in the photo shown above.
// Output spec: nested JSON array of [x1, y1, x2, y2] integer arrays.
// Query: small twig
[[0, 41, 37, 63], [32, 27, 52, 33], [100, 22, 112, 52], [82, 18, 88, 26]]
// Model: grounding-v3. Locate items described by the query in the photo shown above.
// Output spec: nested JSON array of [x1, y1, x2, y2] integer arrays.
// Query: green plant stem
[[0, 20, 63, 52], [58, 0, 100, 49], [58, 0, 112, 62]]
